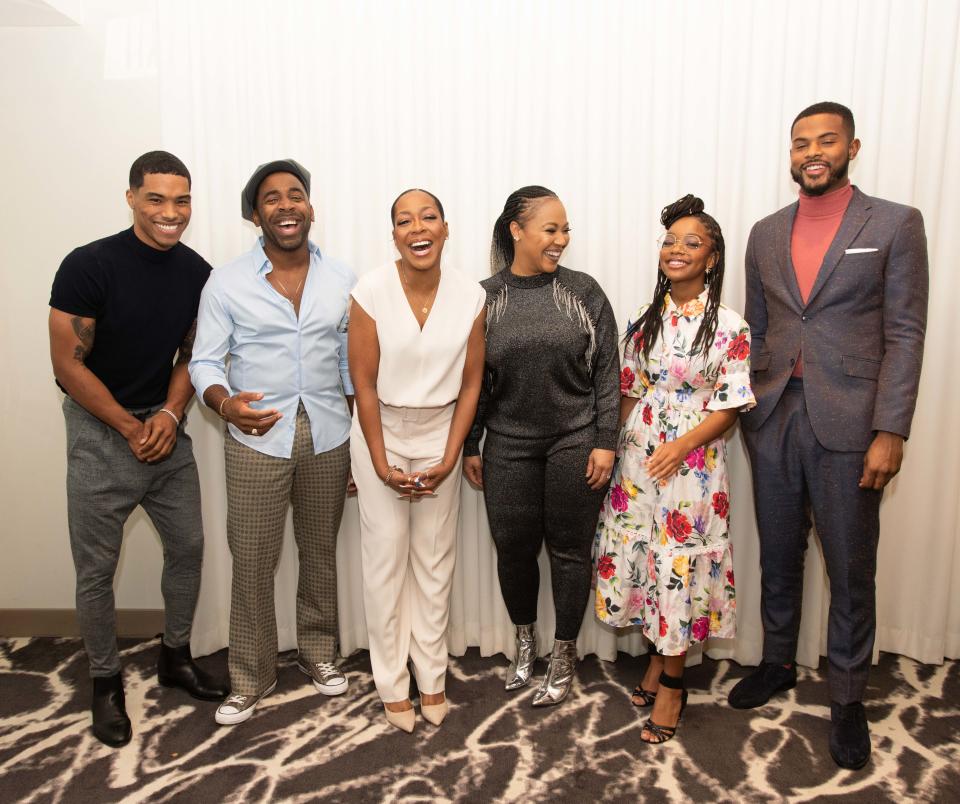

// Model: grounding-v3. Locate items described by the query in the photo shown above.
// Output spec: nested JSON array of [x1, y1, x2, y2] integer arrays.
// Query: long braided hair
[[626, 194, 725, 361], [489, 185, 558, 274]]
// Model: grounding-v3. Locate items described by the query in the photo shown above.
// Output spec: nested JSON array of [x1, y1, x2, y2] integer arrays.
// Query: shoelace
[[314, 662, 340, 679], [224, 694, 249, 708]]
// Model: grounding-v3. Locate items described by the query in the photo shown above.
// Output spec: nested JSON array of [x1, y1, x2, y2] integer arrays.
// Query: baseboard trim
[[0, 609, 165, 637]]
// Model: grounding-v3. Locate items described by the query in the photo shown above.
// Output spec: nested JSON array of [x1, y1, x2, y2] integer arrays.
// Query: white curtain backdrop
[[149, 0, 960, 667]]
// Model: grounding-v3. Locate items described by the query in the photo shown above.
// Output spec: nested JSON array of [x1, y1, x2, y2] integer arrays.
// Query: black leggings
[[482, 427, 608, 641]]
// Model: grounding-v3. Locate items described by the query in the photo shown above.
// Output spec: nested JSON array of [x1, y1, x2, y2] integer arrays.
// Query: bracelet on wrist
[[383, 465, 402, 485], [218, 396, 231, 419], [159, 407, 180, 426]]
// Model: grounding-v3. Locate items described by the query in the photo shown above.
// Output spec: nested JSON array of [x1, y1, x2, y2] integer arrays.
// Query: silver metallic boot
[[531, 638, 578, 707], [505, 623, 538, 691]]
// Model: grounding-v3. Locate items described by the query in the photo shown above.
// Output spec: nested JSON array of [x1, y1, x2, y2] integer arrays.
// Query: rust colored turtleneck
[[790, 180, 854, 376]]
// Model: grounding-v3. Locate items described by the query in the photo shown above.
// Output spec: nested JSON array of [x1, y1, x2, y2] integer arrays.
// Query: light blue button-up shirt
[[190, 238, 355, 458]]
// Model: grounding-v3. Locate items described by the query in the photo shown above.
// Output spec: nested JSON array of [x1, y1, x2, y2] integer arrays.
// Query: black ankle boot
[[158, 642, 229, 701], [92, 673, 132, 747]]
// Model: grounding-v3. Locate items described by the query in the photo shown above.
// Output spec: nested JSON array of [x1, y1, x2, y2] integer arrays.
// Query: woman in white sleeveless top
[[348, 189, 486, 732]]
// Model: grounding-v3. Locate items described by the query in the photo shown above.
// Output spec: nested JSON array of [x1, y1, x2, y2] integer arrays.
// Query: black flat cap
[[241, 159, 311, 222]]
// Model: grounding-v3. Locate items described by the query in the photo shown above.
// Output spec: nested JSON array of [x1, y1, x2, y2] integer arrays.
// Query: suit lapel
[[804, 187, 872, 307], [777, 203, 804, 309]]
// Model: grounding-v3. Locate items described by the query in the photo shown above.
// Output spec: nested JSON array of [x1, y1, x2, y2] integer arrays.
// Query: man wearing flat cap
[[190, 159, 356, 725]]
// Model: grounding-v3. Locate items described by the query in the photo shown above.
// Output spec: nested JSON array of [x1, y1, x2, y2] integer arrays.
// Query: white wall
[[2, 1, 958, 666], [0, 0, 167, 608]]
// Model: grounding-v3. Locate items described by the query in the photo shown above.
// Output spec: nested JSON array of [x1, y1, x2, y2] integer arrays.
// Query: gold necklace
[[399, 263, 440, 315], [272, 270, 306, 302]]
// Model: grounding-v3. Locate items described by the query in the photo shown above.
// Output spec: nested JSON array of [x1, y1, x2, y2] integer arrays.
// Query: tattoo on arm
[[176, 319, 198, 364], [71, 317, 95, 363]]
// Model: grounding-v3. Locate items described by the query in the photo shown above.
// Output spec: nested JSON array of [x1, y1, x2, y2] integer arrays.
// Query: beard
[[262, 217, 312, 251], [790, 155, 850, 196]]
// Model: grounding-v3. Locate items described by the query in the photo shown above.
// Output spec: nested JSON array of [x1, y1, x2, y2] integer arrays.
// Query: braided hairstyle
[[489, 185, 558, 273], [627, 194, 725, 361]]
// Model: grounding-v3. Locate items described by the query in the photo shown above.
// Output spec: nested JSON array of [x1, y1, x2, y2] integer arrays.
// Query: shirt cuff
[[189, 368, 229, 406]]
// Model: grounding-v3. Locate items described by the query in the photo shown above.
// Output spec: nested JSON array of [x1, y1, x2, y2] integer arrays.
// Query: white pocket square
[[845, 247, 878, 254]]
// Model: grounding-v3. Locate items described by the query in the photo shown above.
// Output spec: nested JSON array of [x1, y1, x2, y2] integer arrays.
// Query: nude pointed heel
[[383, 703, 415, 733], [421, 698, 448, 726]]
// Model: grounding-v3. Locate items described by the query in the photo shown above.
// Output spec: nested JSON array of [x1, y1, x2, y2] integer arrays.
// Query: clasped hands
[[125, 410, 179, 463], [382, 461, 453, 498]]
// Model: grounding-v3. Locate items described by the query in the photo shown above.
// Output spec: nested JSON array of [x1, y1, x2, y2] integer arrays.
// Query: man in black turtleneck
[[48, 151, 227, 748]]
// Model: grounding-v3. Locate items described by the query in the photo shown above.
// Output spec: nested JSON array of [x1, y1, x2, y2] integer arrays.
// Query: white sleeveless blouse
[[351, 263, 485, 407]]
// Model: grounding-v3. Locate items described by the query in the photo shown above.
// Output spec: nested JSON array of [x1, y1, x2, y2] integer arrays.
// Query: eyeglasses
[[658, 233, 706, 251]]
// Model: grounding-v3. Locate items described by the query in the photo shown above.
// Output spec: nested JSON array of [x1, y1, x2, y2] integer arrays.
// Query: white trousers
[[350, 402, 461, 703]]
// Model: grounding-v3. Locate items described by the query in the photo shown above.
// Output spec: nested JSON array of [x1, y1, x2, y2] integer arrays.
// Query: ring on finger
[[251, 427, 259, 436]]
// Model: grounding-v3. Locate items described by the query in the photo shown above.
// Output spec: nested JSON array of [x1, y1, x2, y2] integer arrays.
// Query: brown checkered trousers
[[224, 404, 350, 695]]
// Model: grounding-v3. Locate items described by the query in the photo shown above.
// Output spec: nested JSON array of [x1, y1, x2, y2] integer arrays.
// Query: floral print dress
[[594, 291, 755, 655]]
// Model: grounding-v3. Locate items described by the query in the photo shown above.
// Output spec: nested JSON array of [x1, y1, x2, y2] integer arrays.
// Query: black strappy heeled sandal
[[631, 686, 657, 707], [631, 642, 661, 707], [641, 670, 688, 744]]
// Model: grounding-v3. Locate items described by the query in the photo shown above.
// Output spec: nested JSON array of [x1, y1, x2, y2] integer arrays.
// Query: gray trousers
[[224, 405, 350, 696], [63, 396, 204, 677], [743, 380, 882, 704]]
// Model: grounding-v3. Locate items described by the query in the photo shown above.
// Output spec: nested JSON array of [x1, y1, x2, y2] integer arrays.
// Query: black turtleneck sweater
[[464, 265, 620, 456], [50, 227, 211, 408]]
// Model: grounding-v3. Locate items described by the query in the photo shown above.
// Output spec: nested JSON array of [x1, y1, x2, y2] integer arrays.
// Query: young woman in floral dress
[[594, 195, 755, 744]]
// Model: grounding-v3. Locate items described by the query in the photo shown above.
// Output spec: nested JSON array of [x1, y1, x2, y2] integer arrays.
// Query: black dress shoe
[[92, 673, 132, 747], [728, 661, 797, 709], [830, 701, 871, 770], [158, 642, 229, 701]]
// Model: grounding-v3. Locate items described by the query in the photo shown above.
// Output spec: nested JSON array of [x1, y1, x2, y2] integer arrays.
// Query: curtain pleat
[[156, 0, 960, 665]]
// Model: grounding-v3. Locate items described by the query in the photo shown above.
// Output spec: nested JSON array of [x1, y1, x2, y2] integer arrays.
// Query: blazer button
[[801, 315, 807, 321], [789, 358, 796, 366]]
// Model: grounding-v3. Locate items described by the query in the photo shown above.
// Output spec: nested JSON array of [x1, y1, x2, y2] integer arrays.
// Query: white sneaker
[[297, 659, 348, 696], [215, 679, 277, 725]]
